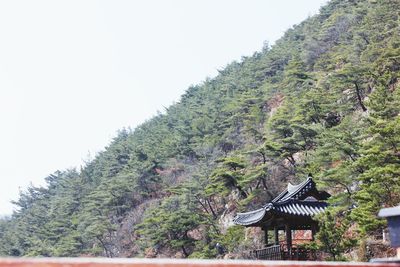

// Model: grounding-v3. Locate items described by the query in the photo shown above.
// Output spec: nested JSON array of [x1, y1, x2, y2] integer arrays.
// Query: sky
[[0, 0, 328, 215]]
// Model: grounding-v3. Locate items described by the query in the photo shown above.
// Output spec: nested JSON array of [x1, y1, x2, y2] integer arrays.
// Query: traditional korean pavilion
[[233, 177, 330, 260]]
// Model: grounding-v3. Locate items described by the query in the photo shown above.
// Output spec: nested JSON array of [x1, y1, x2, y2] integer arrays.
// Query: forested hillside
[[1, 0, 400, 260]]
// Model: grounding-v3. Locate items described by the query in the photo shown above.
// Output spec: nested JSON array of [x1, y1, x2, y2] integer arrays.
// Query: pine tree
[[352, 78, 400, 235]]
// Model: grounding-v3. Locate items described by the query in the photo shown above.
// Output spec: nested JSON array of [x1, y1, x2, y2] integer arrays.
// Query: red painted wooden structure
[[0, 258, 399, 267]]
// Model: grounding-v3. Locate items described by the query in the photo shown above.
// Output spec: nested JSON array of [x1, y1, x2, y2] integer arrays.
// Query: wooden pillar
[[263, 227, 269, 246], [311, 223, 317, 241], [285, 224, 292, 260], [274, 226, 279, 245]]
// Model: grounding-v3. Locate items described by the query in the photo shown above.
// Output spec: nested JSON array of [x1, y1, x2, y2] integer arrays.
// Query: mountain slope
[[1, 0, 399, 260]]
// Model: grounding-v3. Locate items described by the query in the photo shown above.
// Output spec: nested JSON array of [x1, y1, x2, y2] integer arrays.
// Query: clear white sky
[[0, 0, 328, 215]]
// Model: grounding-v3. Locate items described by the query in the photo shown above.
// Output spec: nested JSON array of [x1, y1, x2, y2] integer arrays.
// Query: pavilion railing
[[283, 245, 316, 261], [248, 241, 316, 261], [248, 245, 282, 260]]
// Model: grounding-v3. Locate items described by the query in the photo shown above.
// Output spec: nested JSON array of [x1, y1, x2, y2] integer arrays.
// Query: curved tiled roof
[[234, 208, 266, 226], [274, 200, 327, 216], [272, 177, 316, 202], [233, 177, 329, 226], [233, 200, 328, 226]]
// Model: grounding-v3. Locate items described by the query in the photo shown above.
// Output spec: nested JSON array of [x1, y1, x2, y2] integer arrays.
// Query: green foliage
[[315, 208, 357, 261], [219, 226, 246, 254], [351, 82, 400, 235], [206, 156, 247, 198], [136, 195, 208, 257]]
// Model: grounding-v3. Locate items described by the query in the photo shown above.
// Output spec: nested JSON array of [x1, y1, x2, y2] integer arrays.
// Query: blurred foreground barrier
[[0, 258, 399, 267]]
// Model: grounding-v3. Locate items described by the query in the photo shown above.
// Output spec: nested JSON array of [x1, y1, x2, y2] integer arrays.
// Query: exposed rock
[[223, 252, 238, 259], [144, 247, 157, 258], [218, 190, 240, 233], [245, 227, 263, 248], [187, 227, 203, 240], [267, 93, 285, 117]]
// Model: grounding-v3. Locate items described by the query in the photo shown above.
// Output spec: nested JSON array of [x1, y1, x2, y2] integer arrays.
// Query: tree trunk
[[181, 245, 189, 258], [206, 198, 217, 219], [354, 82, 367, 111]]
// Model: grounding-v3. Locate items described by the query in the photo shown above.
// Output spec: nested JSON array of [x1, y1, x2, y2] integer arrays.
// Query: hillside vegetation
[[1, 0, 400, 260]]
